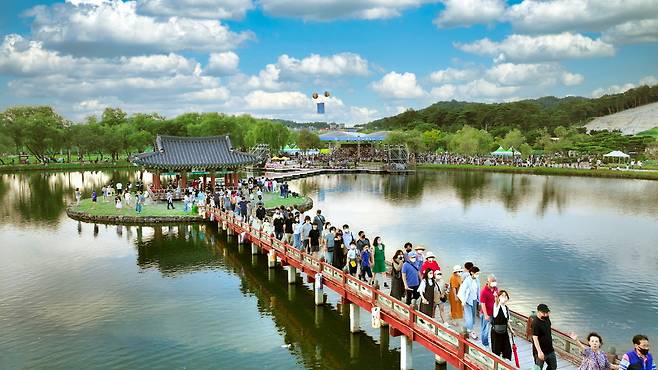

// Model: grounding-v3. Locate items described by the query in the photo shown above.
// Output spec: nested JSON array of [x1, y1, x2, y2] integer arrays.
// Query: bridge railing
[[210, 208, 553, 370]]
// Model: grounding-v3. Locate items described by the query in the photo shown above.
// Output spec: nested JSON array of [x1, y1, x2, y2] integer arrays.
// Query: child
[[360, 244, 374, 284], [346, 241, 358, 276]]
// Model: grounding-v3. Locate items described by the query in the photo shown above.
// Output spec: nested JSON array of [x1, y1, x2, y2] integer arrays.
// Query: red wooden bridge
[[207, 208, 585, 370]]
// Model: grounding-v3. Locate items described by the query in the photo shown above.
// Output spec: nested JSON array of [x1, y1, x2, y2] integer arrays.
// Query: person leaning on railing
[[569, 332, 618, 370]]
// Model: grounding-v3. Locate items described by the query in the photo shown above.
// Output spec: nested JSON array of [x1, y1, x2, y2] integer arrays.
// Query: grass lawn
[[74, 198, 191, 217], [417, 163, 658, 180], [260, 192, 309, 209]]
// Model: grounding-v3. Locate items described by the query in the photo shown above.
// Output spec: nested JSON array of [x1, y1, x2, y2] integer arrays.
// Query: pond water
[[0, 169, 656, 369], [290, 170, 658, 352]]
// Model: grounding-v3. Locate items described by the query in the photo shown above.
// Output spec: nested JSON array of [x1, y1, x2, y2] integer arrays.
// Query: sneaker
[[470, 331, 478, 340], [384, 282, 389, 288]]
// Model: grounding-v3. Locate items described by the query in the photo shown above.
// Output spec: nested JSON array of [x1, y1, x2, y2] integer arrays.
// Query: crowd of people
[[213, 199, 654, 370]]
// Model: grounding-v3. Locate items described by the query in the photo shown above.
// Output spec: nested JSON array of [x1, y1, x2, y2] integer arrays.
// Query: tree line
[[0, 106, 324, 162], [367, 84, 658, 145]]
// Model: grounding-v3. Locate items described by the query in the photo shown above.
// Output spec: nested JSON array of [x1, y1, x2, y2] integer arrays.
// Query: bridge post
[[287, 266, 297, 284], [314, 280, 324, 306], [268, 249, 276, 268], [349, 303, 361, 333], [222, 221, 227, 231], [251, 243, 259, 255], [350, 332, 360, 359], [400, 335, 413, 370], [435, 354, 447, 368], [379, 325, 390, 356]]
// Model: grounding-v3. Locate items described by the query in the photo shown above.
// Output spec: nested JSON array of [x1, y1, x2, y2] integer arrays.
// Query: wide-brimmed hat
[[453, 265, 463, 272], [426, 251, 436, 259], [414, 245, 426, 251]]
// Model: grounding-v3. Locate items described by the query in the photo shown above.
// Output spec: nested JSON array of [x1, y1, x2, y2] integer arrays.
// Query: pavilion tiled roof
[[131, 135, 258, 170]]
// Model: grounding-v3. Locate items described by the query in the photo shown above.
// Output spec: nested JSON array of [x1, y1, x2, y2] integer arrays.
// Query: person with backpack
[[313, 209, 325, 230]]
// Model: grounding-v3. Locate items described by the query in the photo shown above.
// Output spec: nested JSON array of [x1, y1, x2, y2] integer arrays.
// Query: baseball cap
[[407, 251, 417, 258], [537, 304, 550, 313]]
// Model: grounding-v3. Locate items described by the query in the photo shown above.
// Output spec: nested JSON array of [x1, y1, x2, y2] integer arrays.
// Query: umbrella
[[510, 329, 520, 368]]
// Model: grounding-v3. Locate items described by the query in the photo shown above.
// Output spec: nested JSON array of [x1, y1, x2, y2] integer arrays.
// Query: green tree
[[448, 125, 494, 155], [296, 129, 321, 151], [101, 107, 127, 127], [499, 129, 526, 150]]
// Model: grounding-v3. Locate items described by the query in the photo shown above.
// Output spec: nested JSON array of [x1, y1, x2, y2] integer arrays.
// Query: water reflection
[[133, 224, 403, 369]]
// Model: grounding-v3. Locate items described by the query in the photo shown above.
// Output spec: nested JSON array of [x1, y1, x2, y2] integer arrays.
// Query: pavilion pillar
[[203, 174, 207, 191], [153, 171, 161, 190], [181, 171, 187, 189], [210, 171, 216, 190]]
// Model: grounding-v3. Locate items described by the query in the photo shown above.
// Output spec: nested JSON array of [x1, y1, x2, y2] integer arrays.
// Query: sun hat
[[414, 245, 426, 251], [426, 251, 436, 259], [453, 264, 463, 272]]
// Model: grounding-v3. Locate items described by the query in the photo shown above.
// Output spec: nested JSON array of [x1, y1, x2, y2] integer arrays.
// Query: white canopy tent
[[603, 150, 630, 163], [603, 150, 630, 158]]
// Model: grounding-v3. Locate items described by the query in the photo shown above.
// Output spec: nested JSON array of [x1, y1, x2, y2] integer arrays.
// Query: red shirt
[[420, 260, 441, 277], [480, 285, 499, 316]]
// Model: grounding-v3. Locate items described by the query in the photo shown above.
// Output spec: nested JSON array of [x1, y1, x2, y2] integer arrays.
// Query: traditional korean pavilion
[[132, 135, 258, 193]]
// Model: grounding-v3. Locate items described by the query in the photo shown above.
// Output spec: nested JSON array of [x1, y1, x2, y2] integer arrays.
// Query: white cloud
[[371, 71, 426, 99], [485, 63, 583, 86], [506, 0, 658, 33], [349, 106, 378, 122], [26, 0, 253, 56], [0, 34, 200, 78], [277, 53, 369, 77], [591, 75, 658, 97], [206, 51, 240, 76], [456, 32, 615, 62], [136, 0, 253, 20], [431, 79, 519, 101], [429, 67, 479, 83], [259, 0, 436, 21], [244, 64, 283, 90], [602, 18, 658, 44], [434, 0, 506, 28], [243, 90, 308, 110]]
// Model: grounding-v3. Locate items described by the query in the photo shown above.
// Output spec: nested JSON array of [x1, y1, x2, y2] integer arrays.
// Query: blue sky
[[0, 0, 657, 124]]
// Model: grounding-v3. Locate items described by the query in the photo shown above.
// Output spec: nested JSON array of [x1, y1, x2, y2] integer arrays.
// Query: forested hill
[[366, 84, 658, 142]]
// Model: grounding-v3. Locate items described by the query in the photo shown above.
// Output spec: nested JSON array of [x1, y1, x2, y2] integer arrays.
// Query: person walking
[[323, 226, 336, 263], [283, 213, 294, 244], [434, 270, 449, 324], [480, 274, 499, 347], [300, 216, 312, 253], [491, 290, 512, 360], [309, 222, 321, 259], [372, 236, 386, 289], [532, 303, 557, 370], [135, 191, 144, 213], [457, 266, 481, 339], [75, 188, 81, 205], [313, 209, 325, 230], [619, 335, 653, 370], [420, 251, 440, 278], [332, 229, 345, 269], [360, 244, 374, 284], [346, 242, 358, 276], [402, 251, 421, 307], [293, 215, 303, 249], [91, 190, 97, 208], [418, 268, 438, 317], [449, 265, 464, 326], [569, 332, 617, 370], [390, 250, 405, 300], [166, 189, 175, 210]]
